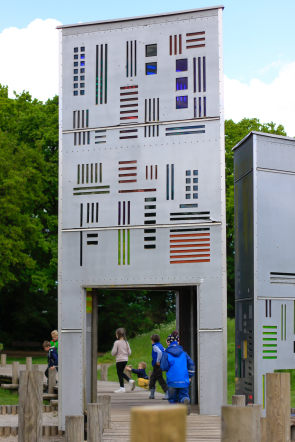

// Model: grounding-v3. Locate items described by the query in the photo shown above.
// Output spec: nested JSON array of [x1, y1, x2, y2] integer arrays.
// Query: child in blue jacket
[[160, 331, 195, 414]]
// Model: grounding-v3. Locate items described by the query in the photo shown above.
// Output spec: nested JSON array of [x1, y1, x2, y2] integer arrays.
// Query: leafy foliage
[[0, 85, 58, 344]]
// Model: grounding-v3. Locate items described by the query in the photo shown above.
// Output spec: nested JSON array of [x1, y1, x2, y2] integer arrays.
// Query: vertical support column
[[175, 291, 179, 332], [65, 416, 84, 442], [190, 286, 196, 405], [178, 286, 198, 406], [91, 288, 98, 403]]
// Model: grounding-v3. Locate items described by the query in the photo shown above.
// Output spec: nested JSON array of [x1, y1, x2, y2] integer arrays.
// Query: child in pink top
[[111, 328, 135, 393]]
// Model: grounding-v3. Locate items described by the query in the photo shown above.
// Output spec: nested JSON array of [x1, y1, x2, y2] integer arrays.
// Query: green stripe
[[263, 326, 277, 329], [263, 350, 277, 353], [263, 356, 277, 359], [123, 229, 125, 265], [263, 344, 277, 347], [127, 229, 130, 265], [263, 332, 277, 335], [118, 230, 121, 265], [263, 338, 277, 341]]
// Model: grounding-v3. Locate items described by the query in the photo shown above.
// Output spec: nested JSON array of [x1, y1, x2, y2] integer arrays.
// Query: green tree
[[225, 118, 287, 316], [0, 85, 59, 344]]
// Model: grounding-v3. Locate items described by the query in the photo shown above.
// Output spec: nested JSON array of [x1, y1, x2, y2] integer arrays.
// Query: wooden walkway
[[97, 381, 221, 442]]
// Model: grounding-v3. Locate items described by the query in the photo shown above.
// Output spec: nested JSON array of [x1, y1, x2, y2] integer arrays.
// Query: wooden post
[[18, 370, 43, 442], [97, 395, 111, 430], [100, 364, 108, 381], [2, 405, 6, 415], [87, 403, 103, 442], [51, 426, 58, 436], [11, 427, 18, 436], [0, 427, 3, 436], [12, 405, 17, 415], [44, 426, 51, 436], [48, 367, 56, 394], [65, 416, 84, 442], [260, 417, 266, 442], [6, 405, 11, 415], [1, 354, 6, 367], [32, 365, 39, 371], [26, 357, 32, 371], [266, 372, 290, 442], [221, 405, 260, 441], [131, 405, 186, 442], [91, 288, 98, 404], [4, 427, 11, 437], [12, 361, 19, 394], [232, 395, 246, 406], [247, 404, 262, 440]]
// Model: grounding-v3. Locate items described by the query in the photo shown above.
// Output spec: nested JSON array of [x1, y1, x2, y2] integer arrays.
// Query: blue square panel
[[176, 59, 188, 72], [146, 62, 157, 75], [176, 96, 188, 109], [176, 77, 188, 91]]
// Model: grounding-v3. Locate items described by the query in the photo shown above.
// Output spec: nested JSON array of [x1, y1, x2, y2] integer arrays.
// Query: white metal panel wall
[[59, 7, 226, 428]]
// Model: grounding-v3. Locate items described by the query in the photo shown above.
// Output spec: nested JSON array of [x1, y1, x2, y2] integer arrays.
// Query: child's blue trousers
[[168, 386, 190, 404]]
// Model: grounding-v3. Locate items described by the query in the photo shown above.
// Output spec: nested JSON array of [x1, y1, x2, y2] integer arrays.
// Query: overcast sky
[[0, 0, 294, 135]]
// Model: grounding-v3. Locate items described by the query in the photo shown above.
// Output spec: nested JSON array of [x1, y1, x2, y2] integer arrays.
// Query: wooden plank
[[266, 372, 290, 442]]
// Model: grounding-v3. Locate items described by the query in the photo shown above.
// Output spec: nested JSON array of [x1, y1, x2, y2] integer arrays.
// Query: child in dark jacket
[[149, 334, 169, 400], [125, 362, 149, 389], [43, 341, 58, 389], [160, 331, 195, 414]]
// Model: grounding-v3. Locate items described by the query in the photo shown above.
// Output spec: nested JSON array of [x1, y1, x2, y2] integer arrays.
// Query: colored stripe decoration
[[186, 31, 205, 49], [165, 125, 205, 136], [118, 160, 137, 183], [262, 325, 277, 359], [169, 230, 210, 264], [120, 86, 138, 120]]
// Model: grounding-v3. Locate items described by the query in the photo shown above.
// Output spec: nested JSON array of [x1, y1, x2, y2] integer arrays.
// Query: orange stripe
[[118, 173, 137, 177], [170, 259, 210, 264], [170, 243, 210, 248], [118, 180, 137, 183], [170, 238, 210, 243], [170, 254, 210, 259], [119, 161, 137, 164], [170, 248, 210, 254], [170, 233, 210, 238]]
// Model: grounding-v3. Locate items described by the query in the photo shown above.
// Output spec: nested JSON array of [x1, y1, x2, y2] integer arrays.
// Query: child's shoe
[[129, 380, 135, 391], [114, 387, 125, 393], [183, 398, 191, 415], [162, 390, 169, 400], [149, 388, 155, 399]]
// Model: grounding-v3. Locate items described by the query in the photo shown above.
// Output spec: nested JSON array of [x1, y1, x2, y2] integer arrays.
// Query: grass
[[97, 321, 176, 393], [6, 357, 47, 365], [227, 318, 235, 404]]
